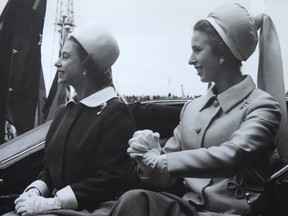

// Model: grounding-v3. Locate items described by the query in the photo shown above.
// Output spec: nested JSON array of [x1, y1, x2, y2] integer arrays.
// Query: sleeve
[[167, 95, 282, 178], [36, 155, 54, 193], [162, 101, 191, 154], [56, 185, 78, 209], [141, 102, 191, 186], [70, 102, 135, 210], [24, 180, 49, 197], [37, 105, 67, 193]]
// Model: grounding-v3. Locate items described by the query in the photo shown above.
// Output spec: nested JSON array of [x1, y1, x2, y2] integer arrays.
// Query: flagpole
[[44, 0, 74, 121]]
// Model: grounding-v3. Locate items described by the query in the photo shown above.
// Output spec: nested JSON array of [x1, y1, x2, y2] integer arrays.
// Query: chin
[[200, 77, 207, 82], [58, 78, 65, 85], [200, 75, 210, 83]]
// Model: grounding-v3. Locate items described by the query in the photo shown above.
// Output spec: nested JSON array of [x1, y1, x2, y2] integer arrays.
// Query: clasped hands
[[128, 129, 167, 178], [14, 188, 62, 216]]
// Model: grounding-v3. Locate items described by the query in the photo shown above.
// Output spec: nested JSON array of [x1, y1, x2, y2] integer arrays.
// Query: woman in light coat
[[109, 3, 286, 216]]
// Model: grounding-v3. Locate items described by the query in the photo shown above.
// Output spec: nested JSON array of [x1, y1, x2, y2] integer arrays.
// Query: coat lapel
[[47, 103, 82, 187]]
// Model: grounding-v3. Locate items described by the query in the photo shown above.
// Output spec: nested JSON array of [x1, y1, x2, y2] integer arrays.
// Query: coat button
[[195, 127, 201, 134], [213, 99, 219, 107], [195, 193, 202, 201]]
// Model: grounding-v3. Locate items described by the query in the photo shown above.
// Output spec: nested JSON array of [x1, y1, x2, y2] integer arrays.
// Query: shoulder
[[107, 97, 132, 112], [247, 88, 281, 110], [244, 88, 282, 124], [103, 98, 134, 120], [102, 98, 135, 129], [49, 104, 67, 123], [180, 96, 204, 115]]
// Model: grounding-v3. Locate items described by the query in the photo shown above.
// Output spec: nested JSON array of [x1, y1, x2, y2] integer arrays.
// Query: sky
[[1, 0, 288, 97]]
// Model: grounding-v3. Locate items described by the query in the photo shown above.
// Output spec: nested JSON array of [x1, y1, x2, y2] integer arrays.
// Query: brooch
[[240, 99, 250, 110], [97, 102, 107, 115]]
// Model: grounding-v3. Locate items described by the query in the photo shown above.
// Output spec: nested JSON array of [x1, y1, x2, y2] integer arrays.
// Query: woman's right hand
[[15, 196, 62, 216], [18, 188, 40, 200], [128, 129, 161, 159], [127, 130, 162, 179]]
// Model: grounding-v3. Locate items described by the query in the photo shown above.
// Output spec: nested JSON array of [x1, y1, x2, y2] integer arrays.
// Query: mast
[[181, 84, 185, 98], [56, 0, 74, 101], [55, 0, 74, 57], [44, 0, 74, 121]]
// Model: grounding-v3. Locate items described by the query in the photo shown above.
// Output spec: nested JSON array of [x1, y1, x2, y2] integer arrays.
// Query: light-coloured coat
[[163, 75, 281, 215]]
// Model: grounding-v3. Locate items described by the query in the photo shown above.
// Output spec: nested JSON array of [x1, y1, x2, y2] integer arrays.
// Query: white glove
[[15, 195, 62, 216], [137, 150, 168, 180], [142, 150, 167, 173], [128, 147, 168, 179], [140, 151, 172, 186], [128, 129, 161, 159], [128, 130, 162, 178], [15, 187, 41, 210], [19, 188, 40, 199]]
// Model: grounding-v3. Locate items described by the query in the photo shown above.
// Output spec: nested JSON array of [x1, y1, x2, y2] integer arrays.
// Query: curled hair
[[69, 36, 114, 90], [193, 20, 242, 69]]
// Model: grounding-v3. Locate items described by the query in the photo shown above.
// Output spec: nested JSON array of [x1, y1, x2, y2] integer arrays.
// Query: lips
[[58, 70, 65, 78], [194, 66, 203, 76]]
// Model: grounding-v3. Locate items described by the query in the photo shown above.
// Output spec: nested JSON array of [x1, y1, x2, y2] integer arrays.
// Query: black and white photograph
[[0, 0, 288, 215]]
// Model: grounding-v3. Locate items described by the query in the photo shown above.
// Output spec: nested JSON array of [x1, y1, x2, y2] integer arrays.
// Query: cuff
[[56, 186, 78, 210], [137, 154, 171, 186], [25, 180, 49, 197], [137, 166, 150, 181], [159, 154, 168, 172]]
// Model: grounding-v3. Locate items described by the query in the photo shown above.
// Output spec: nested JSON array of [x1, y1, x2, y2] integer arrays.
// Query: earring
[[219, 58, 224, 65], [83, 71, 86, 76]]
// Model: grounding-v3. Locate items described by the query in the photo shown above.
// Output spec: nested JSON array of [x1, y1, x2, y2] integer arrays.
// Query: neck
[[74, 83, 102, 101], [214, 69, 244, 94]]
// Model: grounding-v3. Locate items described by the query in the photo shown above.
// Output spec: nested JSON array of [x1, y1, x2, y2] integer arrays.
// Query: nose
[[188, 54, 196, 65], [54, 58, 61, 68]]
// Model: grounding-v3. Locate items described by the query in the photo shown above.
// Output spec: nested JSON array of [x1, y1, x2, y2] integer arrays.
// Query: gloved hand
[[136, 149, 168, 180], [128, 147, 168, 179], [139, 151, 172, 186], [15, 188, 41, 208], [128, 130, 162, 178], [142, 149, 167, 173], [128, 129, 161, 159], [15, 195, 62, 216], [19, 188, 40, 199]]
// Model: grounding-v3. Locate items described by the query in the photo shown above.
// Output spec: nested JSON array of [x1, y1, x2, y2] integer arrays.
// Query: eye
[[61, 53, 69, 59], [193, 47, 201, 53], [192, 44, 202, 54]]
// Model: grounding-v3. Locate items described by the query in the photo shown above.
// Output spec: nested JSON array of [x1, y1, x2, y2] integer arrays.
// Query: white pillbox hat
[[70, 20, 119, 72]]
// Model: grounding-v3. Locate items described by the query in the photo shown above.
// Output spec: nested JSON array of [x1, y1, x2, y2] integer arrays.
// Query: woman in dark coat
[[11, 21, 135, 216]]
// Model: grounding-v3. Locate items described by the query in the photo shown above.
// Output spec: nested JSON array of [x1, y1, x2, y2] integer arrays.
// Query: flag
[[43, 73, 68, 121], [0, 0, 47, 143], [35, 66, 47, 126]]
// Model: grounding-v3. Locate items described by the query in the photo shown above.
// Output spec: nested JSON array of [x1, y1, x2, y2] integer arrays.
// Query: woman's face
[[54, 39, 84, 87], [188, 30, 220, 83]]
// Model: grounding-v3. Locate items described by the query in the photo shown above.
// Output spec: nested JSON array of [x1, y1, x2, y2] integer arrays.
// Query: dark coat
[[38, 97, 135, 210]]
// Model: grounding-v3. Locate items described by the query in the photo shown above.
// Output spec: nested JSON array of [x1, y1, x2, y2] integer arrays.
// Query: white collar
[[66, 87, 118, 108]]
